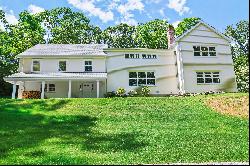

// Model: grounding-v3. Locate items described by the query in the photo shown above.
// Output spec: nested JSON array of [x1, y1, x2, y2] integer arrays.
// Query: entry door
[[79, 82, 94, 98]]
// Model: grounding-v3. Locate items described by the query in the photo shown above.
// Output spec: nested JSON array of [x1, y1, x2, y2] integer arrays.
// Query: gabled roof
[[18, 44, 108, 57], [175, 20, 232, 43]]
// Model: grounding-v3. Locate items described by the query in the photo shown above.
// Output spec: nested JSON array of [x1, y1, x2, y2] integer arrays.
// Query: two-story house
[[4, 21, 238, 99]]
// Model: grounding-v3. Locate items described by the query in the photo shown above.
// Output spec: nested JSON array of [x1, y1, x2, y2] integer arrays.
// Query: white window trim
[[31, 59, 41, 72], [58, 60, 68, 72], [193, 45, 218, 58], [128, 71, 157, 87], [84, 60, 93, 72], [196, 71, 221, 85], [124, 53, 158, 59]]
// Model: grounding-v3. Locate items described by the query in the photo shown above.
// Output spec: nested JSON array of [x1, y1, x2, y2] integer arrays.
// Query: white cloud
[[28, 4, 45, 14], [159, 8, 165, 17], [167, 0, 190, 16], [116, 0, 144, 25], [0, 7, 18, 30], [67, 0, 114, 23], [172, 20, 180, 28]]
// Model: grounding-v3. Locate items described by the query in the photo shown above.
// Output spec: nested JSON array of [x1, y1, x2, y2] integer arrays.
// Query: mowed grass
[[0, 93, 248, 164]]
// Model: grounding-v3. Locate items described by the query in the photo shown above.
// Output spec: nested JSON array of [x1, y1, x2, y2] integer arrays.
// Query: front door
[[79, 82, 95, 98]]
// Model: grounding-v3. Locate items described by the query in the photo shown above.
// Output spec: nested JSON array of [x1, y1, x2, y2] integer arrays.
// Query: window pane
[[201, 47, 208, 51], [193, 46, 200, 51], [33, 61, 40, 71], [85, 61, 92, 65], [125, 54, 129, 58], [147, 72, 155, 78], [205, 78, 213, 83], [209, 52, 216, 56], [194, 52, 201, 56], [138, 72, 146, 78], [129, 79, 137, 86], [213, 78, 220, 83], [147, 79, 155, 85], [196, 72, 203, 77], [209, 47, 216, 51], [130, 54, 134, 58], [202, 52, 208, 56], [197, 78, 204, 83], [49, 84, 55, 91], [142, 54, 147, 59], [59, 61, 66, 71], [213, 72, 219, 75], [147, 54, 152, 59], [138, 79, 146, 85], [129, 72, 137, 78], [152, 55, 157, 59], [135, 54, 140, 58], [85, 66, 92, 71]]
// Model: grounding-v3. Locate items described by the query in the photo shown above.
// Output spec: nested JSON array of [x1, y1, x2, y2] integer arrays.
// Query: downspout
[[175, 43, 185, 95]]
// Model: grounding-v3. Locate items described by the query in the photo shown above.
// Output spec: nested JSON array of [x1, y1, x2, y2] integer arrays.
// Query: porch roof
[[4, 72, 107, 82]]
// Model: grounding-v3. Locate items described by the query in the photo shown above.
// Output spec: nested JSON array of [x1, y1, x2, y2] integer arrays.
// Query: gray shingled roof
[[18, 44, 108, 57], [4, 72, 107, 80]]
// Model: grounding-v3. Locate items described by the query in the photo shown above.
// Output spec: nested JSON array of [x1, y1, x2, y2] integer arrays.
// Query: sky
[[0, 0, 249, 32]]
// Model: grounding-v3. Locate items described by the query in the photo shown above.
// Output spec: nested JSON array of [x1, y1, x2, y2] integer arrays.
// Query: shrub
[[128, 90, 138, 97], [116, 87, 126, 97], [141, 86, 151, 97], [104, 91, 116, 98]]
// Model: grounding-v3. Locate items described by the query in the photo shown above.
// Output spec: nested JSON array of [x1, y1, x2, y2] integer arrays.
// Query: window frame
[[40, 83, 56, 93], [193, 45, 217, 57], [32, 59, 41, 72], [129, 71, 156, 87], [58, 60, 67, 72], [84, 60, 93, 72], [196, 71, 221, 85]]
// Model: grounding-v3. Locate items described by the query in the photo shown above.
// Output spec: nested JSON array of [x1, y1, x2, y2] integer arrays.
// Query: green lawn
[[0, 93, 249, 164]]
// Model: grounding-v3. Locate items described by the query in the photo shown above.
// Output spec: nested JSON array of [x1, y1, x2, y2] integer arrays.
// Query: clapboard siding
[[181, 35, 229, 45]]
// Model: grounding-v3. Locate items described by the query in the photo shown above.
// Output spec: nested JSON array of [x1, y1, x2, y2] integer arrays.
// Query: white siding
[[177, 23, 237, 93], [106, 51, 179, 94]]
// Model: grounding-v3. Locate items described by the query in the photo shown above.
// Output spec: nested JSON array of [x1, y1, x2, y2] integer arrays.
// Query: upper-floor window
[[59, 61, 66, 72], [125, 54, 140, 59], [193, 46, 216, 57], [125, 53, 157, 59], [129, 71, 156, 86], [32, 60, 40, 72], [196, 71, 220, 84], [85, 61, 92, 72]]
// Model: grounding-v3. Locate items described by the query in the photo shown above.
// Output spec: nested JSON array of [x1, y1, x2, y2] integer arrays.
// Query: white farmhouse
[[4, 21, 238, 99]]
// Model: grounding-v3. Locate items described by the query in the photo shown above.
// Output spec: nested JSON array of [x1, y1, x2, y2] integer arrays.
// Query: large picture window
[[196, 72, 220, 84], [193, 46, 216, 57], [32, 60, 40, 72], [85, 61, 92, 72], [129, 71, 156, 86], [59, 61, 66, 72]]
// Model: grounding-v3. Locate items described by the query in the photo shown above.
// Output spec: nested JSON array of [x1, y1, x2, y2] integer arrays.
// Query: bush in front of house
[[116, 87, 126, 97], [128, 90, 138, 97], [104, 91, 116, 98]]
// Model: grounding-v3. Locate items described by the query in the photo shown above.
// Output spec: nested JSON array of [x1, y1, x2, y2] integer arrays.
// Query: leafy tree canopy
[[175, 17, 201, 36]]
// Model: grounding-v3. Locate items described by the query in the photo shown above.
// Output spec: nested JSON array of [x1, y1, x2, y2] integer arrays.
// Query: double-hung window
[[193, 46, 216, 57], [129, 71, 156, 86], [85, 61, 92, 72], [59, 61, 66, 72], [32, 60, 40, 72], [41, 84, 55, 92], [196, 72, 220, 84]]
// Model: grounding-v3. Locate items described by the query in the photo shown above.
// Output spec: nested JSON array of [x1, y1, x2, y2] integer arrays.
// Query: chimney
[[167, 25, 175, 49]]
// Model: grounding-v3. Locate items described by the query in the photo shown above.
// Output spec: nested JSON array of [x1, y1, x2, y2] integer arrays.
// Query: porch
[[4, 72, 107, 99]]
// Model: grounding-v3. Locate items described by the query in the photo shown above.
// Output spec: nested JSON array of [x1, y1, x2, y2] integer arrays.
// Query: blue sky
[[0, 0, 249, 32]]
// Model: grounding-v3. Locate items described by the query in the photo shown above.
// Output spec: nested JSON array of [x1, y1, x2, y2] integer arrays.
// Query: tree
[[0, 10, 45, 96], [135, 19, 169, 49], [39, 7, 102, 44], [225, 20, 249, 92], [175, 17, 201, 36], [102, 23, 137, 48]]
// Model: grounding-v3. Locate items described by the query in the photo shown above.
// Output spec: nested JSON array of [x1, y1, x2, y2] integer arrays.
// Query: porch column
[[68, 80, 72, 98], [12, 81, 17, 99], [96, 80, 100, 98], [41, 81, 45, 99]]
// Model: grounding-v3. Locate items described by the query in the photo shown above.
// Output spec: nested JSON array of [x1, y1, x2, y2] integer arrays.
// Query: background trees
[[225, 21, 249, 92], [0, 7, 249, 96]]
